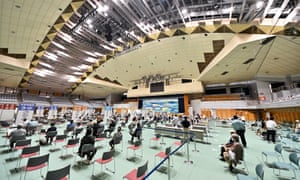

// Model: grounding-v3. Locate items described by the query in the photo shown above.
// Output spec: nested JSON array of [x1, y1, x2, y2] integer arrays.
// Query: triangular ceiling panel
[[275, 27, 300, 36], [47, 33, 57, 41], [240, 25, 266, 34], [214, 25, 235, 33], [173, 29, 188, 36], [191, 26, 209, 34], [157, 32, 170, 39], [63, 4, 74, 13], [70, 1, 85, 11]]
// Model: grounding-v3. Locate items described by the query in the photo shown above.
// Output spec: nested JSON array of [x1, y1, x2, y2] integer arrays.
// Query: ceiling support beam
[[261, 0, 274, 23], [272, 0, 290, 25], [239, 0, 247, 23], [284, 2, 300, 25]]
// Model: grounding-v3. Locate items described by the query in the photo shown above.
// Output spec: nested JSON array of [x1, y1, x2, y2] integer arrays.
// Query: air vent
[[243, 58, 255, 64], [181, 79, 193, 83], [3, 67, 15, 71], [260, 36, 276, 45], [132, 86, 138, 90], [221, 71, 228, 75]]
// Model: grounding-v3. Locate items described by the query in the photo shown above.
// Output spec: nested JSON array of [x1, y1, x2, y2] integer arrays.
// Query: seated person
[[219, 130, 236, 161], [73, 122, 83, 138], [128, 121, 136, 134], [78, 128, 97, 164], [46, 123, 57, 144], [109, 127, 122, 150], [27, 119, 38, 136], [9, 125, 26, 149], [93, 120, 104, 137], [130, 123, 142, 143], [64, 120, 75, 135], [104, 119, 116, 137], [223, 134, 244, 172]]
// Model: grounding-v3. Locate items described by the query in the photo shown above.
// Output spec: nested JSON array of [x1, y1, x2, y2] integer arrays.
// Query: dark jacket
[[78, 135, 95, 153]]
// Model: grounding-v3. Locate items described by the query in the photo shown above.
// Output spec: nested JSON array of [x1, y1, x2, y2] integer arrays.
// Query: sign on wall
[[48, 105, 58, 119], [16, 103, 35, 124], [0, 104, 17, 121]]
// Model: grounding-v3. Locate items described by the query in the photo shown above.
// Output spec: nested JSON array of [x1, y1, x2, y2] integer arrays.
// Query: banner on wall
[[48, 105, 58, 119], [72, 105, 88, 121], [104, 106, 112, 122], [36, 105, 44, 117], [0, 104, 17, 121], [16, 103, 35, 125]]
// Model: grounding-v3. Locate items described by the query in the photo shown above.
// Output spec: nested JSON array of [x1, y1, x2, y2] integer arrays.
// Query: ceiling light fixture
[[44, 52, 57, 61], [52, 41, 66, 50]]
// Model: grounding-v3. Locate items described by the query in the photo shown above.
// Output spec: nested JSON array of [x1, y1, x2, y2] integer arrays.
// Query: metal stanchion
[[160, 136, 166, 145], [168, 156, 171, 180], [192, 141, 199, 152], [184, 132, 193, 164], [184, 141, 193, 164]]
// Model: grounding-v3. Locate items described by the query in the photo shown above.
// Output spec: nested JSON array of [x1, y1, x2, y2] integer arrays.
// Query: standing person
[[78, 128, 97, 164], [231, 115, 247, 148], [265, 116, 277, 143], [181, 116, 191, 142]]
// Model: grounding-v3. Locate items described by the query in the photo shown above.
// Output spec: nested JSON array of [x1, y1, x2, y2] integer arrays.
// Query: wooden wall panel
[[184, 95, 189, 115], [264, 107, 300, 123], [214, 109, 256, 121]]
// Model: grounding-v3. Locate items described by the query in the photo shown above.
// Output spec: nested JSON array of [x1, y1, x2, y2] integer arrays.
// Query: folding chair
[[0, 121, 10, 134], [15, 145, 40, 172], [45, 131, 57, 144], [74, 143, 96, 167], [6, 139, 31, 162], [45, 164, 71, 180], [126, 140, 143, 160], [92, 150, 115, 176], [95, 133, 106, 149], [22, 153, 49, 180], [123, 161, 148, 180], [113, 136, 123, 152], [154, 146, 172, 165], [262, 144, 284, 163], [49, 134, 66, 152], [60, 138, 79, 159], [72, 128, 83, 138], [149, 134, 163, 148], [9, 135, 26, 150], [14, 139, 31, 151], [237, 163, 264, 180], [172, 140, 185, 155], [272, 152, 299, 179]]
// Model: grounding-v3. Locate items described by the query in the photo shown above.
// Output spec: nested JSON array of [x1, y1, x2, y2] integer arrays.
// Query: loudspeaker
[[138, 99, 143, 109], [178, 96, 184, 113]]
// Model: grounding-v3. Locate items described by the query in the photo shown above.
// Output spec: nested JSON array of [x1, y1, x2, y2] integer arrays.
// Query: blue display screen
[[142, 98, 178, 113]]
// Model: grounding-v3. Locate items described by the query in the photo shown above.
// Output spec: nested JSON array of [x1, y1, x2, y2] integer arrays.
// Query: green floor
[[0, 121, 299, 180]]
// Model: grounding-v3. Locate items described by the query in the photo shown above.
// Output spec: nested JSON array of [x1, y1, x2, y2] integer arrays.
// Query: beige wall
[[127, 81, 204, 97]]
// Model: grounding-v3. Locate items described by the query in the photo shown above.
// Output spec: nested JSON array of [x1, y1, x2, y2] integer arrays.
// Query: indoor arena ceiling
[[0, 0, 300, 98]]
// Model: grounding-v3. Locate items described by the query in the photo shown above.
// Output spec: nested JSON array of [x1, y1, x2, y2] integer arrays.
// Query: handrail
[[142, 140, 186, 180]]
